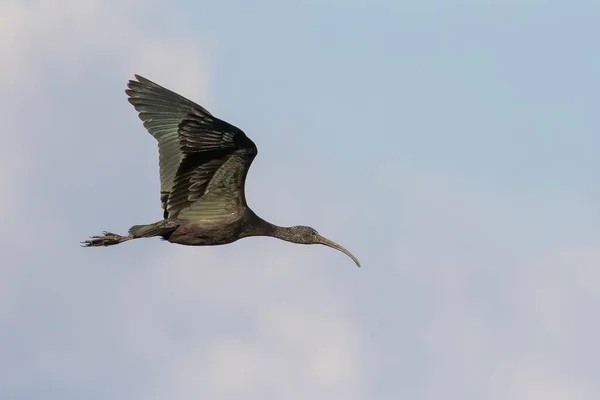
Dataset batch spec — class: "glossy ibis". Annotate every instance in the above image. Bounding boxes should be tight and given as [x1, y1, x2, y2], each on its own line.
[82, 75, 360, 267]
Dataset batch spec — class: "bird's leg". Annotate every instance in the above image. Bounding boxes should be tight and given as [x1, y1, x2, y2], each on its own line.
[81, 231, 132, 247]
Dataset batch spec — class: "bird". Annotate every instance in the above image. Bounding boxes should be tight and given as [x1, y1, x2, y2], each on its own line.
[82, 75, 360, 267]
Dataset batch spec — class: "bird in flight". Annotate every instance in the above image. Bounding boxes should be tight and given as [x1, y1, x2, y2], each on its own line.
[82, 75, 360, 267]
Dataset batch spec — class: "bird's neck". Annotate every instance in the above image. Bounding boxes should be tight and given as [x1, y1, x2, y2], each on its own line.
[243, 210, 295, 242]
[264, 224, 297, 242]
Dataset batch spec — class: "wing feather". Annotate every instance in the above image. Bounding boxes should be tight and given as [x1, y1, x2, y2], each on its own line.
[126, 75, 257, 222]
[126, 75, 212, 217]
[167, 116, 257, 220]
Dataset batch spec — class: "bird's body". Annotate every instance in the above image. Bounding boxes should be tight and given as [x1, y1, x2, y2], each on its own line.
[83, 75, 360, 267]
[133, 208, 266, 246]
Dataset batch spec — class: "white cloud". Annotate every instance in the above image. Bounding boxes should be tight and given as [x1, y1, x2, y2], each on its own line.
[2, 2, 599, 399]
[383, 165, 600, 399]
[118, 246, 368, 400]
[0, 2, 370, 396]
[504, 362, 592, 400]
[0, 0, 209, 98]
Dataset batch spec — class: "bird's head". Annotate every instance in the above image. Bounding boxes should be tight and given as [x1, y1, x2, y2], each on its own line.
[287, 225, 361, 267]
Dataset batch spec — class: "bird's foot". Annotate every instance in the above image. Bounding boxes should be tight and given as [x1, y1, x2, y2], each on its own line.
[81, 231, 130, 247]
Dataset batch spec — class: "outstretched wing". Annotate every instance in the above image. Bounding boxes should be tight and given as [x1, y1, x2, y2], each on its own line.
[167, 113, 257, 222]
[126, 75, 213, 217]
[126, 75, 257, 221]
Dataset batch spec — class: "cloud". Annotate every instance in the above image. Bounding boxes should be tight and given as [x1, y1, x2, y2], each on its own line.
[2, 1, 599, 399]
[504, 362, 592, 400]
[382, 165, 600, 399]
[0, 4, 368, 399]
[112, 245, 368, 400]
[0, 0, 209, 97]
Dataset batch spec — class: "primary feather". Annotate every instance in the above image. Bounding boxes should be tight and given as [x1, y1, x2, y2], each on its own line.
[126, 75, 257, 220]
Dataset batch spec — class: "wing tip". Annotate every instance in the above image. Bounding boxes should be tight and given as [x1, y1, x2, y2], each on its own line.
[126, 74, 154, 90]
[125, 75, 157, 100]
[133, 73, 148, 82]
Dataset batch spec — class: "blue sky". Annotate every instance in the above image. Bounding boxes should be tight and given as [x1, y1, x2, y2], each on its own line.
[1, 0, 599, 399]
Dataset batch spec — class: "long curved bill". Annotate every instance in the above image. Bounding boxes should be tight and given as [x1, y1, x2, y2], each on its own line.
[317, 235, 361, 267]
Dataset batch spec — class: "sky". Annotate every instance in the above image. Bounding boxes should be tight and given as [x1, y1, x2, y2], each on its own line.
[1, 0, 599, 399]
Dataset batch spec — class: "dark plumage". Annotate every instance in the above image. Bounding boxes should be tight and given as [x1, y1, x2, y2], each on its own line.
[82, 75, 360, 267]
